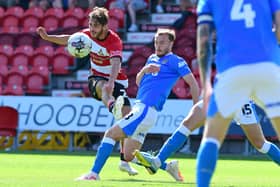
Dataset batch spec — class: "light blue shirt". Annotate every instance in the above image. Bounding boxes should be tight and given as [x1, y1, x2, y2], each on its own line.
[136, 53, 191, 111]
[197, 0, 280, 73]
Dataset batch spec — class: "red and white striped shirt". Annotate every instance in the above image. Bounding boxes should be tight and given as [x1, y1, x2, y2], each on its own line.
[82, 29, 128, 88]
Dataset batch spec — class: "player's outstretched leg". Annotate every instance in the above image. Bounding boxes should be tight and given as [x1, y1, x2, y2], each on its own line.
[165, 160, 184, 182]
[134, 150, 184, 181]
[134, 150, 159, 174]
[119, 141, 138, 176]
[75, 137, 116, 181]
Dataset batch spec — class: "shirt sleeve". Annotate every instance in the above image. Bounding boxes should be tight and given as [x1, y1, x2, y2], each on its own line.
[109, 35, 123, 59]
[176, 57, 191, 77]
[197, 0, 213, 25]
[270, 0, 280, 13]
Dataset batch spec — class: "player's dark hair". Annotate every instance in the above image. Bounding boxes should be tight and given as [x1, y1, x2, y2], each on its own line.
[89, 7, 109, 26]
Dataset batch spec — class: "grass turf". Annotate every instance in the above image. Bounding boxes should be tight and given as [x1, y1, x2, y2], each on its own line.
[0, 151, 279, 187]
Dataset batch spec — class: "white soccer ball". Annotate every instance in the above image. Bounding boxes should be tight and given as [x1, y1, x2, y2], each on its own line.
[67, 32, 92, 58]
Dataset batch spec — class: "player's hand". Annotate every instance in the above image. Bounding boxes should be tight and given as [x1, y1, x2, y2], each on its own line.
[145, 63, 160, 74]
[36, 26, 48, 40]
[104, 81, 114, 96]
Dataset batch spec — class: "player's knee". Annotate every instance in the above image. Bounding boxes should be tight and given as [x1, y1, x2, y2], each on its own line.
[104, 126, 124, 141]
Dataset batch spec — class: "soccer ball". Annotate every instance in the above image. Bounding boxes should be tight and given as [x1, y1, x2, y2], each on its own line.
[67, 32, 92, 58]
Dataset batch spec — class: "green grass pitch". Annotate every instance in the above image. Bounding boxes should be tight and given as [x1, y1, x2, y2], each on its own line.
[0, 151, 279, 187]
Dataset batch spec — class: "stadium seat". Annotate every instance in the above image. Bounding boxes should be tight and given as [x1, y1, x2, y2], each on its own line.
[52, 55, 74, 75]
[127, 63, 144, 77]
[9, 54, 30, 68]
[25, 73, 45, 94]
[14, 45, 34, 57]
[2, 84, 24, 96]
[4, 6, 24, 18]
[0, 44, 13, 66]
[29, 65, 50, 85]
[51, 47, 74, 75]
[21, 26, 37, 33]
[44, 7, 64, 19]
[21, 7, 44, 28]
[6, 65, 28, 85]
[108, 18, 120, 32]
[2, 15, 19, 27]
[127, 56, 146, 75]
[0, 44, 13, 56]
[64, 7, 85, 24]
[2, 6, 24, 27]
[23, 6, 44, 18]
[126, 46, 152, 76]
[31, 45, 54, 67]
[108, 8, 125, 28]
[21, 14, 41, 28]
[42, 16, 60, 31]
[172, 78, 192, 99]
[0, 63, 8, 79]
[0, 106, 19, 148]
[3, 74, 24, 89]
[61, 16, 80, 28]
[174, 46, 195, 62]
[42, 8, 64, 31]
[10, 45, 34, 67]
[132, 46, 153, 58]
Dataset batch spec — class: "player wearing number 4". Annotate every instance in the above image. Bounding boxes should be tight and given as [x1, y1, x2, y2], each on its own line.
[37, 7, 138, 176]
[75, 28, 200, 181]
[197, 0, 280, 186]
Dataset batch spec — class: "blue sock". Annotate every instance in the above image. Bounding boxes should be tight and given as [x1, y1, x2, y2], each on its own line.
[158, 125, 190, 170]
[258, 141, 280, 165]
[196, 138, 219, 187]
[91, 137, 115, 174]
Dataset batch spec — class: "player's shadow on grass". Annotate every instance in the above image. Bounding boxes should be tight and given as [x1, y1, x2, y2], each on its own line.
[109, 178, 195, 186]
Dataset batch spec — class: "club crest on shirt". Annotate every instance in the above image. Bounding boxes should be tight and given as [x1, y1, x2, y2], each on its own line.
[161, 59, 168, 64]
[98, 49, 105, 56]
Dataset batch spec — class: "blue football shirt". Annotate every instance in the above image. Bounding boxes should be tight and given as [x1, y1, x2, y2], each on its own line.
[197, 0, 280, 73]
[136, 53, 191, 111]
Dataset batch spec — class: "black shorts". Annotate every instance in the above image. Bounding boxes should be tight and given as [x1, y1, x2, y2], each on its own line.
[88, 75, 130, 106]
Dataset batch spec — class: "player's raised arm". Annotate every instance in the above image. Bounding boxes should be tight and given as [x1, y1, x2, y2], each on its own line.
[36, 26, 70, 45]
